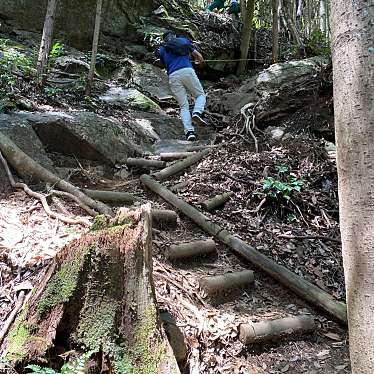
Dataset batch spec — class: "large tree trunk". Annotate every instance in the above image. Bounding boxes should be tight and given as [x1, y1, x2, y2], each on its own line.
[36, 0, 58, 83]
[85, 0, 103, 96]
[237, 0, 256, 75]
[1, 205, 180, 373]
[331, 0, 374, 371]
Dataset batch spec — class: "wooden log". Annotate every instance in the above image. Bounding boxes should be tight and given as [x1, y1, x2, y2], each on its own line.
[151, 209, 178, 229]
[160, 152, 194, 161]
[167, 239, 216, 260]
[1, 205, 180, 372]
[0, 132, 112, 216]
[170, 180, 190, 192]
[153, 149, 210, 182]
[199, 270, 254, 294]
[239, 315, 315, 344]
[140, 174, 347, 324]
[82, 188, 137, 204]
[125, 158, 166, 169]
[201, 191, 234, 211]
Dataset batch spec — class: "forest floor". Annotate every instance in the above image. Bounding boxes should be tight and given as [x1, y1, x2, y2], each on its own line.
[0, 34, 350, 373]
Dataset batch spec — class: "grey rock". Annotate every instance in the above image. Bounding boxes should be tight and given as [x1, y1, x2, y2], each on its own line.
[54, 56, 90, 74]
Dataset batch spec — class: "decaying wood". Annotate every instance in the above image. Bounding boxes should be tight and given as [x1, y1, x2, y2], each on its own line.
[152, 209, 178, 229]
[167, 239, 216, 260]
[0, 151, 91, 226]
[82, 188, 137, 204]
[0, 132, 112, 216]
[140, 174, 347, 324]
[1, 205, 180, 373]
[125, 158, 166, 169]
[199, 270, 254, 294]
[201, 191, 234, 211]
[160, 152, 195, 161]
[239, 315, 315, 344]
[153, 149, 211, 182]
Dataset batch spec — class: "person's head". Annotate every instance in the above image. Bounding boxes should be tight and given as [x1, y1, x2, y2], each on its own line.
[162, 30, 176, 42]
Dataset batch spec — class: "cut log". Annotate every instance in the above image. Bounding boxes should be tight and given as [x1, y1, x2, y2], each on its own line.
[160, 152, 194, 161]
[201, 191, 234, 211]
[1, 205, 180, 373]
[199, 270, 254, 294]
[140, 174, 347, 324]
[167, 239, 216, 260]
[82, 188, 137, 204]
[0, 132, 112, 216]
[239, 315, 315, 344]
[153, 149, 211, 182]
[125, 158, 166, 169]
[152, 209, 178, 229]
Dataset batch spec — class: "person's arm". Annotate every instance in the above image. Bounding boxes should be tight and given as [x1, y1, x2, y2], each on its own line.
[192, 49, 204, 64]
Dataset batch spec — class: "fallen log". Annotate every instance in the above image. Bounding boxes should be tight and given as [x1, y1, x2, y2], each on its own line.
[201, 191, 234, 211]
[199, 270, 254, 294]
[0, 132, 112, 216]
[167, 239, 216, 260]
[153, 149, 210, 182]
[82, 188, 137, 204]
[1, 205, 180, 373]
[160, 152, 194, 161]
[140, 174, 347, 324]
[125, 158, 166, 169]
[239, 315, 315, 344]
[152, 209, 178, 229]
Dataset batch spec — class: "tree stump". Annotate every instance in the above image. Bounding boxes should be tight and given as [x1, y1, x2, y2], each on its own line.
[1, 205, 180, 373]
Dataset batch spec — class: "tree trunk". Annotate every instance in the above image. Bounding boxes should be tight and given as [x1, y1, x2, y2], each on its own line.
[331, 0, 374, 371]
[85, 0, 103, 96]
[1, 205, 180, 373]
[237, 0, 256, 75]
[272, 0, 280, 63]
[36, 0, 58, 83]
[280, 0, 303, 52]
[320, 0, 326, 35]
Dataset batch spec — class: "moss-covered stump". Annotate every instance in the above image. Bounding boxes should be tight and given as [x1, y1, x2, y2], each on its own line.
[2, 205, 180, 374]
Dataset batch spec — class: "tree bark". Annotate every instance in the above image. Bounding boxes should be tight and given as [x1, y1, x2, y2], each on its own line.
[141, 174, 347, 323]
[237, 0, 256, 75]
[1, 205, 180, 373]
[37, 0, 58, 83]
[272, 0, 280, 63]
[85, 0, 103, 96]
[331, 0, 374, 371]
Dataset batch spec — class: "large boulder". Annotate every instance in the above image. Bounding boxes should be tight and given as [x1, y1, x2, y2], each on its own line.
[0, 0, 155, 49]
[16, 111, 155, 164]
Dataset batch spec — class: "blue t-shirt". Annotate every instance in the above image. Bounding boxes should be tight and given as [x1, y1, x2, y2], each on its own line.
[158, 37, 195, 76]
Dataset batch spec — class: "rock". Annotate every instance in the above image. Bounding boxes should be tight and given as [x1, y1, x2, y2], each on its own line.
[267, 127, 285, 141]
[99, 87, 161, 112]
[16, 111, 155, 164]
[54, 55, 90, 74]
[0, 113, 55, 189]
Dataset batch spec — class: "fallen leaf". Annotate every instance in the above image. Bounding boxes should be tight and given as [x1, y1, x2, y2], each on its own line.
[324, 332, 342, 341]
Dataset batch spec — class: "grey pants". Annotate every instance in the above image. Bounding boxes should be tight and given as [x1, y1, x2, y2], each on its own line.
[169, 67, 206, 134]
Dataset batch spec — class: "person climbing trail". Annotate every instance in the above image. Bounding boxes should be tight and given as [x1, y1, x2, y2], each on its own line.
[157, 30, 208, 141]
[228, 0, 240, 19]
[207, 0, 226, 12]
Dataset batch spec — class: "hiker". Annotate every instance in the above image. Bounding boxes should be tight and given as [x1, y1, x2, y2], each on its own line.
[207, 0, 225, 12]
[157, 30, 207, 141]
[228, 0, 240, 19]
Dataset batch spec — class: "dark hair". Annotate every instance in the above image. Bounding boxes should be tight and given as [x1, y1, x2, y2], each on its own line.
[162, 30, 176, 41]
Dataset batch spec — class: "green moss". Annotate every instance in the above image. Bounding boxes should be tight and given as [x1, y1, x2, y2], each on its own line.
[6, 307, 32, 362]
[91, 214, 108, 231]
[128, 93, 160, 112]
[37, 246, 91, 315]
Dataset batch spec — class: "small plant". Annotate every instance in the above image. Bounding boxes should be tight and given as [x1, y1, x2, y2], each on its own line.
[43, 86, 63, 97]
[49, 41, 64, 60]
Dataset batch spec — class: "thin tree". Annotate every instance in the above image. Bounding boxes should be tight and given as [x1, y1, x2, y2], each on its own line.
[331, 0, 374, 372]
[237, 0, 256, 75]
[272, 0, 279, 63]
[36, 0, 58, 84]
[85, 0, 103, 96]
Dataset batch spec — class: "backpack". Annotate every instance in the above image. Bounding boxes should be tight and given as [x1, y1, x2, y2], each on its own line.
[164, 37, 191, 56]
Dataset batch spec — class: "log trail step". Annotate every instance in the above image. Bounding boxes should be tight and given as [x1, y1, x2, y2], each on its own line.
[199, 270, 254, 294]
[160, 152, 195, 161]
[239, 315, 315, 344]
[125, 158, 166, 169]
[166, 239, 216, 260]
[202, 191, 234, 212]
[152, 209, 178, 229]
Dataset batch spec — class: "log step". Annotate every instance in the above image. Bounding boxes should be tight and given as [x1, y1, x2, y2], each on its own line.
[125, 158, 166, 169]
[199, 270, 254, 294]
[166, 239, 216, 260]
[152, 209, 178, 229]
[202, 191, 234, 211]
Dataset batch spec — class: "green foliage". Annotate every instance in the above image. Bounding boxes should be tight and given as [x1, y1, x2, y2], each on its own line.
[26, 351, 94, 374]
[263, 165, 304, 201]
[43, 86, 63, 97]
[306, 30, 331, 56]
[49, 42, 64, 59]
